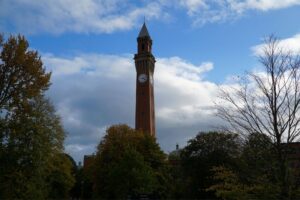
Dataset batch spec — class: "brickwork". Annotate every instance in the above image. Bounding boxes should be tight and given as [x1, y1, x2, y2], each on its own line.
[134, 23, 156, 136]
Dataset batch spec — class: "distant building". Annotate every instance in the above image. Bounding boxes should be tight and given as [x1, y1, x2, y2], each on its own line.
[168, 144, 181, 166]
[83, 155, 95, 170]
[287, 142, 300, 169]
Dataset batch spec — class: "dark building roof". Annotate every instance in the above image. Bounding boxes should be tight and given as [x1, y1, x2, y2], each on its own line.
[138, 22, 151, 38]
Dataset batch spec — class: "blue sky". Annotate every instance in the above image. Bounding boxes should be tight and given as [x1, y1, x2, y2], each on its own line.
[2, 0, 300, 162]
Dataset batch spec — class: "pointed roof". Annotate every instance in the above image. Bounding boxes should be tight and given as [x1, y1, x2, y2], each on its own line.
[138, 22, 151, 38]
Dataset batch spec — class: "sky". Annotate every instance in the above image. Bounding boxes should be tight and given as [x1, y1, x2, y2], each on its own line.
[1, 0, 300, 163]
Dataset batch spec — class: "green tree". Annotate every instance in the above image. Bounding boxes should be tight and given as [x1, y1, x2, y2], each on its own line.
[47, 153, 76, 199]
[179, 131, 241, 199]
[0, 35, 73, 199]
[208, 133, 280, 200]
[93, 124, 169, 199]
[0, 95, 69, 199]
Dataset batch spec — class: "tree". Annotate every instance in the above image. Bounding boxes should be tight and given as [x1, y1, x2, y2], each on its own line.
[217, 35, 300, 199]
[47, 153, 76, 199]
[0, 34, 50, 109]
[0, 35, 73, 199]
[178, 131, 241, 199]
[93, 124, 169, 199]
[208, 133, 280, 200]
[241, 133, 277, 183]
[0, 95, 70, 199]
[208, 166, 251, 200]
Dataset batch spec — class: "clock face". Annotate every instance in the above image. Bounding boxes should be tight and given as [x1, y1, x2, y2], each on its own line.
[138, 74, 148, 83]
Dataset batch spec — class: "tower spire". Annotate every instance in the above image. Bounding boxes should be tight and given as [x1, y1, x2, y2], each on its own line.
[138, 22, 151, 38]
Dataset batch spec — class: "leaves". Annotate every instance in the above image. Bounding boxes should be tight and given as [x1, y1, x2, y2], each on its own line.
[0, 34, 51, 110]
[0, 35, 73, 199]
[175, 132, 242, 199]
[93, 124, 169, 199]
[0, 95, 69, 199]
[208, 133, 281, 200]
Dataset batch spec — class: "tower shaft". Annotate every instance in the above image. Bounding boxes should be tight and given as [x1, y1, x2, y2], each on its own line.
[134, 23, 156, 136]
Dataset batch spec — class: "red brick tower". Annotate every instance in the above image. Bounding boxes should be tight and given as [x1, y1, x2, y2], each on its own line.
[134, 23, 156, 136]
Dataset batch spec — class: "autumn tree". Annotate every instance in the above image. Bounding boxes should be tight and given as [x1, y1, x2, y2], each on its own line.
[0, 34, 50, 109]
[93, 124, 170, 199]
[217, 35, 300, 199]
[0, 35, 73, 198]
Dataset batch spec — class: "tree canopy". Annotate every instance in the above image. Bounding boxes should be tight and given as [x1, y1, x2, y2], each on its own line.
[0, 34, 74, 199]
[93, 124, 169, 199]
[172, 131, 242, 199]
[0, 34, 50, 109]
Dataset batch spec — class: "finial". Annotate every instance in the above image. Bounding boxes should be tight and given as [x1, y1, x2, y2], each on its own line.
[144, 16, 146, 24]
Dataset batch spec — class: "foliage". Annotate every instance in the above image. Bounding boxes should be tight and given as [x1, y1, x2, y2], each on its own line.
[93, 124, 169, 199]
[209, 166, 280, 200]
[241, 133, 277, 183]
[47, 153, 76, 199]
[207, 166, 251, 200]
[0, 35, 73, 199]
[0, 34, 50, 109]
[208, 133, 281, 200]
[217, 35, 300, 199]
[0, 95, 72, 199]
[176, 131, 242, 199]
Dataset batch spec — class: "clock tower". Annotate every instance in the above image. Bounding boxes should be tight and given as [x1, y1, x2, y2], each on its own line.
[134, 23, 156, 136]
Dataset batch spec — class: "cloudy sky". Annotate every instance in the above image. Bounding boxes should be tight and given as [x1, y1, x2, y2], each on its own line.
[1, 0, 300, 162]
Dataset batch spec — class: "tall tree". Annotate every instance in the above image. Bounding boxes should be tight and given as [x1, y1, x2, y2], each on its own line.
[0, 34, 50, 110]
[217, 35, 300, 199]
[0, 95, 70, 199]
[0, 35, 73, 199]
[93, 124, 169, 199]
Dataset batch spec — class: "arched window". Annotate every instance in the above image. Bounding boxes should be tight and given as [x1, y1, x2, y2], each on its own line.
[142, 43, 145, 51]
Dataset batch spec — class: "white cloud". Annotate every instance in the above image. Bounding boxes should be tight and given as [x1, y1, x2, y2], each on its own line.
[43, 53, 221, 161]
[232, 0, 300, 12]
[44, 53, 132, 77]
[177, 0, 234, 26]
[179, 0, 207, 15]
[0, 0, 165, 34]
[1, 0, 300, 34]
[155, 57, 217, 126]
[176, 0, 300, 26]
[252, 34, 300, 56]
